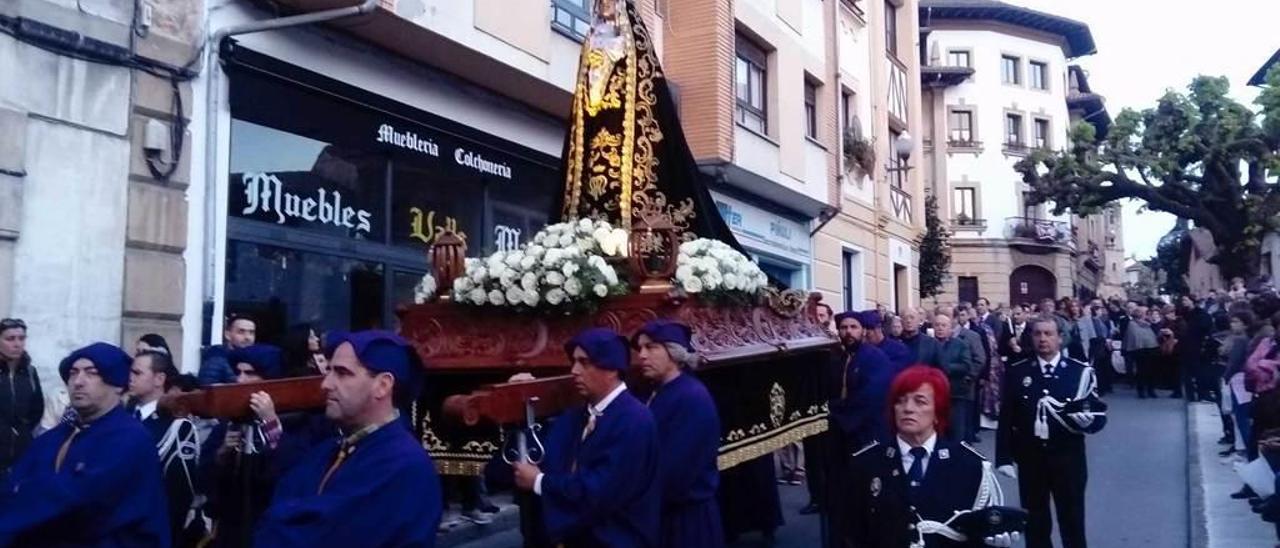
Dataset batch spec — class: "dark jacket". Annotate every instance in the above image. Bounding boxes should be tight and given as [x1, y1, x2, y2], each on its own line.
[841, 439, 995, 548]
[198, 345, 235, 386]
[900, 332, 942, 370]
[998, 321, 1031, 363]
[995, 356, 1107, 466]
[938, 337, 980, 401]
[0, 353, 43, 473]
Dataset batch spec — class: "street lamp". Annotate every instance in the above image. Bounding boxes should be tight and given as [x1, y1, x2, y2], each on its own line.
[885, 131, 914, 177]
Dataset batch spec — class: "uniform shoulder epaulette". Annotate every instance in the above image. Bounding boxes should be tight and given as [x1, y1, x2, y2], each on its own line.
[851, 441, 880, 457]
[960, 441, 988, 461]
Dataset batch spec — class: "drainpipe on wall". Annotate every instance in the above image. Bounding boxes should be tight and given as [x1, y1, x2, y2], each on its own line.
[200, 0, 379, 345]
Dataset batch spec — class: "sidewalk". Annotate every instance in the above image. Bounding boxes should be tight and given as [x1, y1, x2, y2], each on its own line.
[1189, 401, 1275, 548]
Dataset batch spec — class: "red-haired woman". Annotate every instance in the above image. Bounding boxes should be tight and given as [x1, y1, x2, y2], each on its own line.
[838, 365, 1021, 548]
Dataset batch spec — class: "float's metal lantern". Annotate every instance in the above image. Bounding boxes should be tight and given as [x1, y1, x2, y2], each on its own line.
[628, 213, 679, 294]
[430, 231, 467, 300]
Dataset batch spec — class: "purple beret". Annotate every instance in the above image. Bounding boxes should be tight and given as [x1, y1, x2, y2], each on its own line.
[632, 319, 694, 352]
[857, 310, 884, 330]
[834, 311, 861, 327]
[228, 344, 285, 380]
[326, 330, 421, 385]
[59, 342, 132, 389]
[564, 328, 631, 372]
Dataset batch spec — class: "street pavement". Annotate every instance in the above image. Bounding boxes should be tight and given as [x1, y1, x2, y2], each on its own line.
[451, 389, 1193, 548]
[1191, 399, 1275, 548]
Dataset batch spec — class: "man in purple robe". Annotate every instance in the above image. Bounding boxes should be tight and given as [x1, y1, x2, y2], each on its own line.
[633, 320, 723, 548]
[513, 328, 660, 547]
[253, 331, 442, 546]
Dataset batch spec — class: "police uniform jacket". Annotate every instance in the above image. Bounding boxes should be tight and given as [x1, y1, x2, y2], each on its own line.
[842, 438, 1001, 548]
[995, 354, 1107, 467]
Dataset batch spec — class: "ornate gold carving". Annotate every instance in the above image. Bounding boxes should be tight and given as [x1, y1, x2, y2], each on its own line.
[716, 414, 828, 470]
[769, 383, 786, 428]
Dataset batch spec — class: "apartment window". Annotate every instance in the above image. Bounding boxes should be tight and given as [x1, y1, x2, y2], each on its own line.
[804, 81, 819, 140]
[551, 0, 592, 40]
[1001, 55, 1021, 85]
[1034, 118, 1050, 149]
[842, 249, 863, 312]
[884, 1, 898, 56]
[947, 50, 971, 68]
[958, 277, 980, 306]
[1005, 113, 1024, 146]
[735, 36, 768, 133]
[948, 110, 974, 143]
[953, 187, 977, 223]
[1030, 61, 1049, 90]
[842, 91, 855, 128]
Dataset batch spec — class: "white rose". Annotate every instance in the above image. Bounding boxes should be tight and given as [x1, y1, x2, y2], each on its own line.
[488, 289, 506, 306]
[505, 286, 525, 305]
[594, 284, 608, 297]
[454, 276, 472, 292]
[565, 277, 582, 296]
[724, 273, 739, 290]
[470, 267, 488, 284]
[562, 262, 580, 277]
[505, 252, 524, 268]
[682, 276, 704, 293]
[603, 267, 619, 286]
[577, 218, 594, 232]
[521, 272, 538, 291]
[523, 291, 540, 307]
[546, 288, 566, 305]
[545, 271, 566, 286]
[520, 255, 537, 270]
[489, 263, 508, 279]
[675, 265, 693, 281]
[468, 288, 487, 305]
[527, 245, 545, 258]
[703, 272, 722, 291]
[558, 233, 575, 247]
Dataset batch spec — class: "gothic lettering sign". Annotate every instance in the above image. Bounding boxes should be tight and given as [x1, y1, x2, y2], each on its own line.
[409, 207, 468, 246]
[234, 172, 379, 237]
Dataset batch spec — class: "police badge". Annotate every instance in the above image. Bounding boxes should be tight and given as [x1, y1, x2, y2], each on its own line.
[1022, 376, 1033, 387]
[938, 449, 950, 460]
[870, 477, 882, 497]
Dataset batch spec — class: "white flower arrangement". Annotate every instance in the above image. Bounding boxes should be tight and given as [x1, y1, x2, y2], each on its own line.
[413, 273, 438, 304]
[452, 219, 629, 311]
[675, 238, 769, 299]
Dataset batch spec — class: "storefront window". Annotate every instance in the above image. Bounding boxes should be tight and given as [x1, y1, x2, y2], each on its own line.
[224, 240, 385, 340]
[230, 120, 388, 242]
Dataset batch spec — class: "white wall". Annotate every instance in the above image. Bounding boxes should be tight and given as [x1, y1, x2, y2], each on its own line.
[1, 34, 132, 395]
[837, 7, 874, 205]
[928, 28, 1072, 239]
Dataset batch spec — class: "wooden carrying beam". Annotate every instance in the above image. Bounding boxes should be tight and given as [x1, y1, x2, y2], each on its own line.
[442, 375, 581, 427]
[161, 376, 326, 420]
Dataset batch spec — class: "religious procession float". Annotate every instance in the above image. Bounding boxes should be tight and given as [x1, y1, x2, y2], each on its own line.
[167, 0, 836, 489]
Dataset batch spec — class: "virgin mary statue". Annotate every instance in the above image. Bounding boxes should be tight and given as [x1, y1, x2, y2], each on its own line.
[556, 0, 742, 250]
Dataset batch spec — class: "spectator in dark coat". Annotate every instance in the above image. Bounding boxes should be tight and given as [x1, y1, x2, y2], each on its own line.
[0, 318, 42, 476]
[934, 314, 980, 443]
[899, 308, 942, 370]
[198, 314, 257, 386]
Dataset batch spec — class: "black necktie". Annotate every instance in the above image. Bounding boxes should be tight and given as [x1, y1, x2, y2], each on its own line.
[132, 408, 143, 421]
[1043, 362, 1054, 377]
[907, 446, 928, 487]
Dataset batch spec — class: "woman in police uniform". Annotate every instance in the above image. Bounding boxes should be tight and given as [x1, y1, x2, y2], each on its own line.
[840, 365, 1021, 548]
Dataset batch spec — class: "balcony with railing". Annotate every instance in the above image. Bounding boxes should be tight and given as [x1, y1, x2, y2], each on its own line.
[1004, 217, 1074, 253]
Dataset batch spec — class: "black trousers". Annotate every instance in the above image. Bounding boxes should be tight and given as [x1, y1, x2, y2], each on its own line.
[1017, 445, 1089, 548]
[1130, 350, 1157, 396]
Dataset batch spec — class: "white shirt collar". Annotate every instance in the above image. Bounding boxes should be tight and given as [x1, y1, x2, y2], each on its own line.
[136, 399, 159, 420]
[897, 433, 937, 458]
[590, 382, 628, 416]
[1037, 353, 1062, 370]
